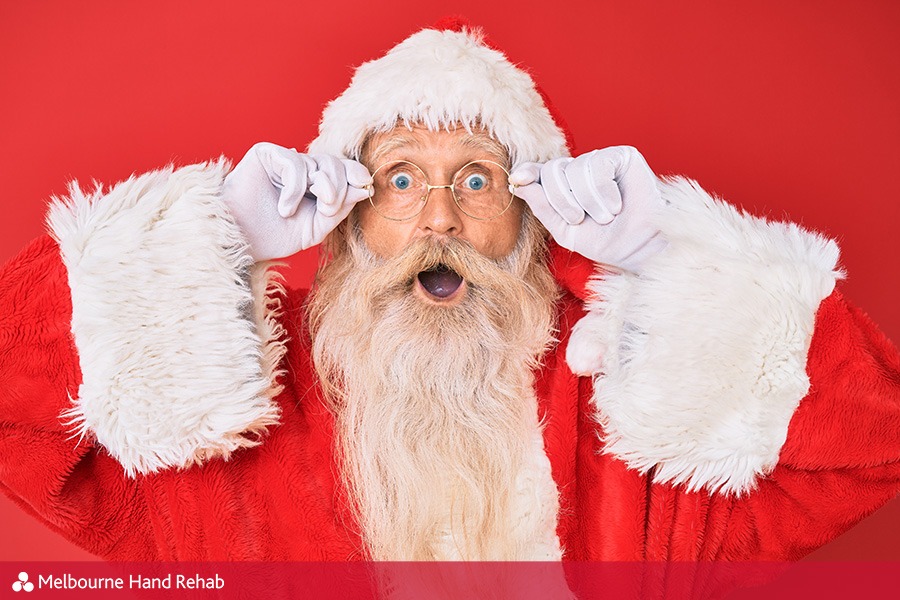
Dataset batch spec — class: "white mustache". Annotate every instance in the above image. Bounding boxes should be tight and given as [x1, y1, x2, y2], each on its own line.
[352, 235, 528, 305]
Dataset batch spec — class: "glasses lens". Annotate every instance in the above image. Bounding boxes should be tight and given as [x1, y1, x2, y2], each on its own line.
[452, 160, 513, 220]
[371, 161, 429, 220]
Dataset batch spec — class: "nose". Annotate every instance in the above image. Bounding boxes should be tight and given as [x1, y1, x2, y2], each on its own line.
[417, 185, 463, 237]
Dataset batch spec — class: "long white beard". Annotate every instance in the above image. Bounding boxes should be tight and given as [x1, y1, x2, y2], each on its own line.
[308, 215, 561, 561]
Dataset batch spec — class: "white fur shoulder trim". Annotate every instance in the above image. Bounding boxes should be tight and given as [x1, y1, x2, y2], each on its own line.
[566, 177, 843, 495]
[47, 160, 285, 476]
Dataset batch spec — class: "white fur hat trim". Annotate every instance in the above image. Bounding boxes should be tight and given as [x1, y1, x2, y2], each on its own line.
[308, 27, 570, 166]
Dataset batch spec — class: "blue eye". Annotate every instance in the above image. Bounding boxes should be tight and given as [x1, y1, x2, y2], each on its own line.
[390, 173, 412, 190]
[465, 174, 487, 191]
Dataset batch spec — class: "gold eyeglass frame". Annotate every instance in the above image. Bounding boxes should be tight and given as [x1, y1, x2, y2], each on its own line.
[364, 159, 518, 222]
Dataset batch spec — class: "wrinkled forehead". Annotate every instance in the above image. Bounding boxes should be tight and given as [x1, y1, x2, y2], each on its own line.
[360, 123, 509, 168]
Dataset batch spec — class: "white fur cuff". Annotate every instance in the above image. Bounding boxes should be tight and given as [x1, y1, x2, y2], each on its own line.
[47, 160, 285, 476]
[566, 177, 843, 495]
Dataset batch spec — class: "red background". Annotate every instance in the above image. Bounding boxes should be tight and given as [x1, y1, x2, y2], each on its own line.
[1, 0, 898, 560]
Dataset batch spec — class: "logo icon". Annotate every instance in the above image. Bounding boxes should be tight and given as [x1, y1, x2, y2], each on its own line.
[12, 572, 33, 592]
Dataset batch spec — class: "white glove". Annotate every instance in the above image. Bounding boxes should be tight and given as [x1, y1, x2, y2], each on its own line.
[509, 146, 667, 273]
[221, 142, 372, 261]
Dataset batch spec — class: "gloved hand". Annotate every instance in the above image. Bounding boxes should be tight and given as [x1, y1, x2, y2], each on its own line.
[221, 142, 372, 261]
[509, 146, 667, 273]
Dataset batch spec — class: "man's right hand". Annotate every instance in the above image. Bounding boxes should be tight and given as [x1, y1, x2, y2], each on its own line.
[221, 142, 372, 261]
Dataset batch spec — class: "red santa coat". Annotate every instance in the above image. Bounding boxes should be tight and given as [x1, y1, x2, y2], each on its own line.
[1, 162, 899, 563]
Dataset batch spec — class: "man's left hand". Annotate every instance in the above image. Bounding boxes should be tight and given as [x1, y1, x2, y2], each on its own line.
[510, 146, 667, 273]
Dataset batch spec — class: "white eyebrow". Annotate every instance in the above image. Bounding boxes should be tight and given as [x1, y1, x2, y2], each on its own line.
[367, 135, 422, 166]
[458, 135, 509, 166]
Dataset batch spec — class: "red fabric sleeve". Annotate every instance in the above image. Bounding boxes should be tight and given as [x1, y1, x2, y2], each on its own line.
[0, 235, 153, 559]
[547, 240, 598, 302]
[714, 290, 900, 560]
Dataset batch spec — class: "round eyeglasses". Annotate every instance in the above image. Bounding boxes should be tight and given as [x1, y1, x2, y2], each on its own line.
[364, 160, 517, 221]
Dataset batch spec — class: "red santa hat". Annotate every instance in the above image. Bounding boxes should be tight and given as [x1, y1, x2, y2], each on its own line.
[307, 17, 575, 167]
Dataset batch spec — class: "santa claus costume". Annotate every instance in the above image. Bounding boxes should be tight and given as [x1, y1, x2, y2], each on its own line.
[1, 18, 899, 573]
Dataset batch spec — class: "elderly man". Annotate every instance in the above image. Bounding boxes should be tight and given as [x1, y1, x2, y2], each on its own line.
[1, 21, 898, 567]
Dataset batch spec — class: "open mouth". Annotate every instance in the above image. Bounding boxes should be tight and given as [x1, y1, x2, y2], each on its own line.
[416, 264, 464, 300]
